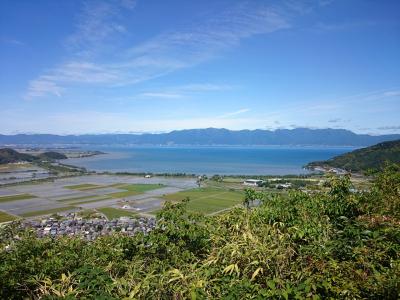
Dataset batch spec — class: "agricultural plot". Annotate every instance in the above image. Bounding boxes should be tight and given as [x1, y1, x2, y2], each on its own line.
[108, 184, 164, 198]
[129, 198, 164, 212]
[97, 207, 137, 220]
[57, 194, 104, 203]
[64, 183, 103, 190]
[72, 196, 113, 205]
[163, 188, 244, 214]
[0, 211, 18, 223]
[20, 206, 77, 217]
[0, 193, 36, 203]
[0, 175, 197, 219]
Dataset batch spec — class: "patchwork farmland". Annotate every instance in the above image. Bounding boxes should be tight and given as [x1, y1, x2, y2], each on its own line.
[0, 174, 246, 222]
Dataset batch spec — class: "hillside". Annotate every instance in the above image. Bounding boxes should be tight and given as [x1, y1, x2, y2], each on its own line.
[0, 148, 38, 164]
[0, 128, 399, 146]
[0, 148, 67, 164]
[38, 151, 67, 160]
[307, 139, 400, 172]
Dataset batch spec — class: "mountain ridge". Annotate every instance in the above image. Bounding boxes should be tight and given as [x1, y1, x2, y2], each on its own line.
[0, 128, 399, 146]
[306, 139, 400, 172]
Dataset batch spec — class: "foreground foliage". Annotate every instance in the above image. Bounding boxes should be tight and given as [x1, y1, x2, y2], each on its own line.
[1, 166, 399, 299]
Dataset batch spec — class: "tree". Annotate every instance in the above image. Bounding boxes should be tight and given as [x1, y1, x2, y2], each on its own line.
[243, 188, 258, 208]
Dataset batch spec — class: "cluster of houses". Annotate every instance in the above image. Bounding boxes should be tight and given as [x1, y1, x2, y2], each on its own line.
[18, 215, 156, 240]
[243, 178, 292, 189]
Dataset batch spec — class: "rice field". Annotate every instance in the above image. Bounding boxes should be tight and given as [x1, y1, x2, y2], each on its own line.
[108, 184, 164, 198]
[0, 211, 18, 223]
[97, 207, 138, 220]
[0, 175, 197, 218]
[20, 206, 76, 217]
[64, 183, 103, 190]
[70, 196, 113, 205]
[163, 187, 244, 214]
[0, 193, 36, 203]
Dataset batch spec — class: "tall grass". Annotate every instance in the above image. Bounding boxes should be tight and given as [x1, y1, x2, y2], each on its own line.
[0, 165, 399, 299]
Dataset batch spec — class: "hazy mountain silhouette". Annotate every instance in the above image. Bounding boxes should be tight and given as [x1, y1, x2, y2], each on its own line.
[0, 128, 399, 146]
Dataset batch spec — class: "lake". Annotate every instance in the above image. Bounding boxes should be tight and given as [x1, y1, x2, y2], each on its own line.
[66, 146, 355, 175]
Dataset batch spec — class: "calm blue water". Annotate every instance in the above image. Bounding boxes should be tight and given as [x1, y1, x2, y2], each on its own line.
[66, 146, 355, 175]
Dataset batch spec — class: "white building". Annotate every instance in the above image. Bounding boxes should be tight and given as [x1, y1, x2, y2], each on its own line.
[243, 179, 264, 186]
[276, 183, 292, 189]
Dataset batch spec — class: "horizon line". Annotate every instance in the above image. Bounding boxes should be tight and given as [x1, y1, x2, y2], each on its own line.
[0, 127, 398, 136]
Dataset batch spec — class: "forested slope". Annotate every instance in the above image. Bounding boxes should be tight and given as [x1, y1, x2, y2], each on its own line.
[307, 140, 400, 172]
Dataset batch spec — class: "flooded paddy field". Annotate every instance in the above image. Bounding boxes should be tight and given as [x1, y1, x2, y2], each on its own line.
[0, 163, 52, 185]
[0, 174, 197, 220]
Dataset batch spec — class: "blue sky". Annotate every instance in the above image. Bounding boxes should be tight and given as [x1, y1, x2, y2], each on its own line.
[0, 0, 399, 135]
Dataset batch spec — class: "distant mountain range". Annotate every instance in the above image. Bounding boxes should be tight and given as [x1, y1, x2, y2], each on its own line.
[307, 139, 400, 172]
[0, 128, 399, 146]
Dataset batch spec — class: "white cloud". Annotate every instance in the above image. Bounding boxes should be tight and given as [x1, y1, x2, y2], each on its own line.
[126, 2, 290, 70]
[383, 90, 400, 97]
[263, 88, 400, 119]
[312, 21, 377, 33]
[24, 79, 64, 99]
[66, 0, 136, 55]
[139, 92, 183, 99]
[25, 1, 291, 98]
[218, 108, 251, 118]
[0, 109, 269, 134]
[24, 62, 121, 99]
[377, 125, 400, 130]
[175, 83, 234, 92]
[137, 83, 234, 100]
[2, 38, 25, 46]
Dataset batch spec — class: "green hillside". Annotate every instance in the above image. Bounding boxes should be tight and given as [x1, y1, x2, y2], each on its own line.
[307, 139, 400, 172]
[38, 151, 67, 160]
[0, 148, 37, 164]
[0, 148, 67, 164]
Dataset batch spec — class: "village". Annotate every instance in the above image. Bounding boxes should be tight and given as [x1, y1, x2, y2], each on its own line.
[15, 213, 156, 241]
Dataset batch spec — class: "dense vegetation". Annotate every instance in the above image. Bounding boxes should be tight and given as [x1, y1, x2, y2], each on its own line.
[307, 140, 400, 172]
[0, 165, 399, 299]
[0, 148, 67, 164]
[0, 148, 38, 164]
[38, 151, 67, 160]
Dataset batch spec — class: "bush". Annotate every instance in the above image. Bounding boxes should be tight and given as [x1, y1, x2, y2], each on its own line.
[0, 165, 399, 299]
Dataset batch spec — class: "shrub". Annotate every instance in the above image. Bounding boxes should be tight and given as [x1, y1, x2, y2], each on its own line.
[0, 165, 399, 299]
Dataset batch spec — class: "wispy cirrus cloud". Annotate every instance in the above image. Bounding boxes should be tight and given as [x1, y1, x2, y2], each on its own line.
[25, 79, 64, 99]
[377, 125, 400, 130]
[174, 83, 234, 92]
[125, 2, 290, 72]
[66, 0, 136, 56]
[1, 38, 25, 46]
[24, 62, 121, 99]
[139, 92, 183, 99]
[137, 83, 235, 99]
[25, 1, 293, 99]
[328, 118, 350, 123]
[218, 108, 250, 118]
[268, 88, 400, 118]
[0, 109, 268, 134]
[312, 20, 377, 33]
[383, 90, 400, 97]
